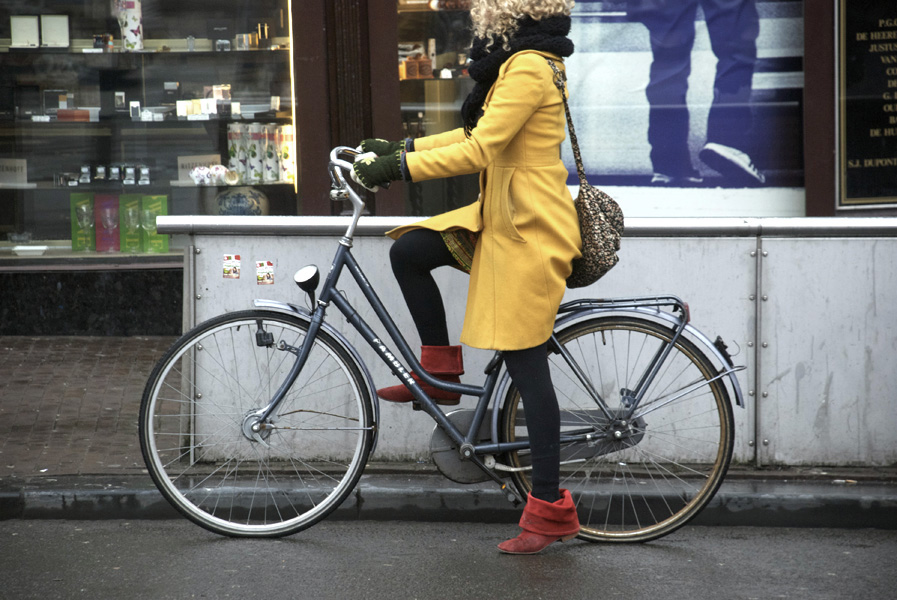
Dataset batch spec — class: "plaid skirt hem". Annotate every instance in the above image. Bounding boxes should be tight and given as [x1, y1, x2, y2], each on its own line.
[440, 229, 478, 274]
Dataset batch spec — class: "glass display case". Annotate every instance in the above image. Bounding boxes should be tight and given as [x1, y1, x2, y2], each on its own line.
[396, 0, 478, 216]
[0, 0, 296, 261]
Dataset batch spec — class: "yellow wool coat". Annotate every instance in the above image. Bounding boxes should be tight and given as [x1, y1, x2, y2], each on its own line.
[387, 50, 582, 351]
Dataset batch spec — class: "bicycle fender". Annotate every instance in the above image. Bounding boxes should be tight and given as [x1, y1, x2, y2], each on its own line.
[252, 299, 382, 452]
[553, 307, 745, 408]
[491, 370, 514, 446]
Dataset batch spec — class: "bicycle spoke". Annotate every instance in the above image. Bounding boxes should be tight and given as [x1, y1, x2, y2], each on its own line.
[501, 315, 734, 542]
[140, 311, 373, 537]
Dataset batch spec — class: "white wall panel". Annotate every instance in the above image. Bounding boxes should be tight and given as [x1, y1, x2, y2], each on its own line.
[758, 238, 897, 465]
[165, 216, 897, 467]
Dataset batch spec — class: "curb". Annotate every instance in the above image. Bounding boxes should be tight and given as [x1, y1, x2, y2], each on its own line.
[2, 474, 895, 529]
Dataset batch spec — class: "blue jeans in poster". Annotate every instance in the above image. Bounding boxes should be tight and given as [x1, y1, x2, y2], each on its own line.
[630, 0, 761, 183]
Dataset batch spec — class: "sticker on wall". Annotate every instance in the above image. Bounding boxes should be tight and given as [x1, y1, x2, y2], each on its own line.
[223, 254, 241, 279]
[256, 260, 274, 285]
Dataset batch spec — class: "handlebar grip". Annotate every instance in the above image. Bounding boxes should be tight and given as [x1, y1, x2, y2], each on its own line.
[331, 147, 387, 193]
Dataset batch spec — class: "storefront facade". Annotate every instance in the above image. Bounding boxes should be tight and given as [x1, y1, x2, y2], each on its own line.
[1, 0, 894, 335]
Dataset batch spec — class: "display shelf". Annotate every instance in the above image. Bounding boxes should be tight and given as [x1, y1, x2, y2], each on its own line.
[168, 181, 294, 188]
[3, 45, 290, 56]
[4, 181, 168, 191]
[0, 0, 296, 260]
[1, 180, 293, 191]
[0, 246, 183, 272]
[8, 111, 291, 123]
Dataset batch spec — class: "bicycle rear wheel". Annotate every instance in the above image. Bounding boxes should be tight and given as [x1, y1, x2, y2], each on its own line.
[500, 315, 734, 542]
[139, 310, 374, 537]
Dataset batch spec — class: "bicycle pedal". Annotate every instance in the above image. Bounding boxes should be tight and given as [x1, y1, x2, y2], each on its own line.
[501, 483, 524, 505]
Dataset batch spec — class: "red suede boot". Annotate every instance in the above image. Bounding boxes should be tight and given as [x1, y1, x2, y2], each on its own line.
[377, 345, 464, 406]
[497, 489, 580, 555]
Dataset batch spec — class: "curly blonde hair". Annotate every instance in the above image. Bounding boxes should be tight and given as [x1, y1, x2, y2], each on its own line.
[470, 0, 575, 45]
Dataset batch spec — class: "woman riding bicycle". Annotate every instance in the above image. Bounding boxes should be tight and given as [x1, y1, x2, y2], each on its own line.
[352, 0, 582, 554]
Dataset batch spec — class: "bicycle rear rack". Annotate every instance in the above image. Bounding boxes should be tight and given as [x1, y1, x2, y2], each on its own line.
[559, 295, 690, 323]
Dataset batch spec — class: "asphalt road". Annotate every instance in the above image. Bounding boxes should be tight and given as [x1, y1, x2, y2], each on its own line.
[1, 520, 894, 600]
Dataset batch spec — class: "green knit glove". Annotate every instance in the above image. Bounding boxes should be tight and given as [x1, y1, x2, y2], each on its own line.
[352, 150, 403, 190]
[360, 138, 405, 156]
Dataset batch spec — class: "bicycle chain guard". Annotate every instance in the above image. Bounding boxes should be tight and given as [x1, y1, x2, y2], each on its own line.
[429, 410, 494, 484]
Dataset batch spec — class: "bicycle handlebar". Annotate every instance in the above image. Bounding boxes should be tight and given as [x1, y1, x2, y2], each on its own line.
[329, 146, 368, 240]
[329, 146, 359, 177]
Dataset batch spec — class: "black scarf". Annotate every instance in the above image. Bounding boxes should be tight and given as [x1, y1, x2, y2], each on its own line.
[461, 15, 574, 135]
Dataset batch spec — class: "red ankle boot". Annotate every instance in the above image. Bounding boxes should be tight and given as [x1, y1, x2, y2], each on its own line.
[377, 345, 464, 406]
[498, 489, 580, 555]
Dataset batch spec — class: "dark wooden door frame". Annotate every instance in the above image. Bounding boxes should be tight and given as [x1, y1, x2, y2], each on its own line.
[803, 1, 836, 217]
[291, 0, 403, 216]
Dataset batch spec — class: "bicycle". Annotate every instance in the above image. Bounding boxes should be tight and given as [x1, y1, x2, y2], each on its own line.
[139, 146, 745, 541]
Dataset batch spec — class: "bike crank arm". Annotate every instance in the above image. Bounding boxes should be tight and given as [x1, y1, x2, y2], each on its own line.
[460, 449, 525, 503]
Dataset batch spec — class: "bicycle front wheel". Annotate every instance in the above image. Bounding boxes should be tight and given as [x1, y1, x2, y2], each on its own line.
[139, 310, 374, 537]
[500, 315, 734, 542]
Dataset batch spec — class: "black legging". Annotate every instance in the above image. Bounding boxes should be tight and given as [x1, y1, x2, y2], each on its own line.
[389, 229, 455, 347]
[390, 229, 561, 502]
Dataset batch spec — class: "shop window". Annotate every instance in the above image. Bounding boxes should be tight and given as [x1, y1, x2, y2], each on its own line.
[394, 0, 806, 219]
[1, 0, 297, 261]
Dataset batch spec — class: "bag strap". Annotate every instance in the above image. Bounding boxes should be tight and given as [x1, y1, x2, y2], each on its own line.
[546, 59, 587, 187]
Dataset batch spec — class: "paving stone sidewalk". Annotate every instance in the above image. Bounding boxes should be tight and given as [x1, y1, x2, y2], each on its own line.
[0, 336, 176, 480]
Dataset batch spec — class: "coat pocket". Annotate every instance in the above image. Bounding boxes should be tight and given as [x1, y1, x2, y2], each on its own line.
[493, 167, 527, 243]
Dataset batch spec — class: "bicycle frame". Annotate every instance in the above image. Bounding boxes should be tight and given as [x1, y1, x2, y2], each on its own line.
[244, 148, 511, 488]
[251, 147, 744, 489]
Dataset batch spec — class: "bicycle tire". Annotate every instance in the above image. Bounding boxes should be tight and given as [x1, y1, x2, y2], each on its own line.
[500, 315, 734, 542]
[139, 309, 374, 537]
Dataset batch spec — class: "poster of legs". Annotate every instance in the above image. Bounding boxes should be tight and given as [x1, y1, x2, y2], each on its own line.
[565, 0, 804, 216]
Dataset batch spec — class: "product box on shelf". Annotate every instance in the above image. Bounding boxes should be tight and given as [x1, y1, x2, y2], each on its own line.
[140, 195, 169, 253]
[177, 154, 220, 183]
[93, 194, 119, 252]
[94, 194, 121, 252]
[119, 194, 142, 253]
[40, 15, 70, 48]
[398, 0, 432, 9]
[277, 125, 296, 184]
[0, 158, 27, 186]
[70, 193, 96, 251]
[43, 90, 70, 115]
[10, 16, 40, 49]
[57, 109, 91, 122]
